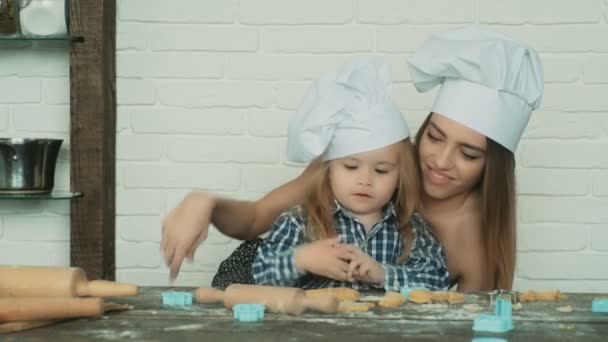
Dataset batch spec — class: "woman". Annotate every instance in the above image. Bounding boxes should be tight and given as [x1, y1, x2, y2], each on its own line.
[161, 26, 544, 292]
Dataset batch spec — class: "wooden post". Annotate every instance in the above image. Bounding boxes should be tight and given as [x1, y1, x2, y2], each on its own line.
[69, 0, 116, 280]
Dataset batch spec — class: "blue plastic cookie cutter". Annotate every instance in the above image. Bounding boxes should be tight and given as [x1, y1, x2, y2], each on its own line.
[473, 295, 514, 333]
[592, 298, 608, 313]
[400, 286, 427, 299]
[161, 291, 193, 306]
[233, 304, 265, 322]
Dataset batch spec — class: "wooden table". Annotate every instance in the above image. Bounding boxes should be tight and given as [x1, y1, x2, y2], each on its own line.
[3, 287, 608, 341]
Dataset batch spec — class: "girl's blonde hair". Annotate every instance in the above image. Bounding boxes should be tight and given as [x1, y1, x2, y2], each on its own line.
[415, 113, 516, 290]
[302, 139, 421, 260]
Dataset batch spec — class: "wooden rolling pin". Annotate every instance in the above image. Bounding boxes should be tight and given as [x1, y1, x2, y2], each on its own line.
[0, 297, 103, 322]
[196, 284, 339, 315]
[0, 266, 138, 298]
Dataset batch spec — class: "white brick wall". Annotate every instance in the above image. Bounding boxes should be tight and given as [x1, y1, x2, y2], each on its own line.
[1, 0, 607, 292]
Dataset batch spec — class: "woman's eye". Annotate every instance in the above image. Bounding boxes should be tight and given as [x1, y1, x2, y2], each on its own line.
[344, 164, 357, 170]
[462, 152, 479, 160]
[426, 132, 441, 142]
[375, 169, 389, 174]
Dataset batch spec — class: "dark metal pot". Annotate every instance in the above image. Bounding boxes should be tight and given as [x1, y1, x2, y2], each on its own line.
[0, 138, 63, 194]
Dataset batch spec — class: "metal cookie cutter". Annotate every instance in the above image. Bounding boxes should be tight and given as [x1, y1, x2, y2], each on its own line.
[486, 290, 520, 306]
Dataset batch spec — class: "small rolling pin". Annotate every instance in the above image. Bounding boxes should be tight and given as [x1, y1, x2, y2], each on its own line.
[195, 284, 339, 315]
[0, 266, 138, 298]
[0, 297, 104, 322]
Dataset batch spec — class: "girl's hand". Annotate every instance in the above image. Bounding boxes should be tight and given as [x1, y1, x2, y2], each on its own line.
[344, 246, 385, 285]
[294, 237, 351, 281]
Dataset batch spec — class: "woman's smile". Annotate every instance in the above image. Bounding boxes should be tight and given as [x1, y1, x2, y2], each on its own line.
[424, 163, 454, 186]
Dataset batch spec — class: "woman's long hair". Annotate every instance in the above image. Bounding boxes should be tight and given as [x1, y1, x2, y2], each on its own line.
[415, 114, 516, 290]
[302, 139, 421, 260]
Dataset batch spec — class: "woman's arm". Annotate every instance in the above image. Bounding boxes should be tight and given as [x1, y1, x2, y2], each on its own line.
[213, 174, 313, 240]
[454, 243, 490, 293]
[452, 221, 490, 293]
[161, 163, 318, 280]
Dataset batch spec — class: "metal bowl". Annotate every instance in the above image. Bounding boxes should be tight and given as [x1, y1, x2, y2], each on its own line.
[0, 138, 63, 194]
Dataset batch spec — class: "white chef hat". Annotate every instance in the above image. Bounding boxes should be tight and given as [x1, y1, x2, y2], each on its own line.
[286, 58, 410, 162]
[407, 25, 544, 152]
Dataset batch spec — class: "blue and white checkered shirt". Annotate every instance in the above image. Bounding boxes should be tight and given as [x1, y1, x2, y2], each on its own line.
[252, 201, 449, 291]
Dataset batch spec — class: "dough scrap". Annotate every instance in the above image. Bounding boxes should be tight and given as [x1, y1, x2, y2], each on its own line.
[536, 290, 559, 302]
[358, 295, 383, 302]
[305, 288, 360, 302]
[462, 303, 484, 312]
[447, 292, 465, 304]
[338, 301, 375, 312]
[519, 291, 536, 303]
[408, 289, 433, 304]
[378, 291, 407, 308]
[518, 289, 568, 303]
[431, 291, 448, 302]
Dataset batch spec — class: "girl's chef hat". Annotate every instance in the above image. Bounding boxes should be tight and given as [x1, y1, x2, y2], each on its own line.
[287, 58, 410, 162]
[408, 25, 544, 152]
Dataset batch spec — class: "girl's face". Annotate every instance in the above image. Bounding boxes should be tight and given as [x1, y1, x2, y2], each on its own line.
[328, 143, 401, 220]
[418, 113, 486, 201]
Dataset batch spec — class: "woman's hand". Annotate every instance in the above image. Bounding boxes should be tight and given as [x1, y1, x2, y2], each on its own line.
[294, 237, 351, 281]
[344, 246, 385, 285]
[161, 191, 216, 280]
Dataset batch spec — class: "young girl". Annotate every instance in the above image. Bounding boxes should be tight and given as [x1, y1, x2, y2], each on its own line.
[251, 58, 449, 291]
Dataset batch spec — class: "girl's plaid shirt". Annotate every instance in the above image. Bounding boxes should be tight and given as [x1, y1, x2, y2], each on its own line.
[252, 202, 450, 291]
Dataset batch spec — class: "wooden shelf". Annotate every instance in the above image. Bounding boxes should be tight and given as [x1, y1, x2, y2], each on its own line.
[0, 34, 83, 42]
[0, 192, 83, 200]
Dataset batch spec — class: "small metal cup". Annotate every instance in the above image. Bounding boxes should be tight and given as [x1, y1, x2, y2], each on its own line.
[486, 289, 520, 306]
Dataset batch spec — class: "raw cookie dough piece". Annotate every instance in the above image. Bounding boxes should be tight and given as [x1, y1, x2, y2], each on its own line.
[379, 291, 407, 308]
[519, 291, 536, 303]
[431, 291, 449, 302]
[358, 295, 383, 303]
[447, 292, 465, 304]
[518, 289, 567, 303]
[408, 289, 433, 304]
[305, 288, 360, 302]
[512, 303, 523, 311]
[338, 301, 375, 312]
[463, 303, 484, 312]
[536, 290, 560, 302]
[557, 305, 573, 313]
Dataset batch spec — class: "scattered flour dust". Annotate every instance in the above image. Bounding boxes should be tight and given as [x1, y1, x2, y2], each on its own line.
[300, 317, 355, 326]
[163, 323, 207, 331]
[419, 303, 449, 309]
[80, 329, 143, 340]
